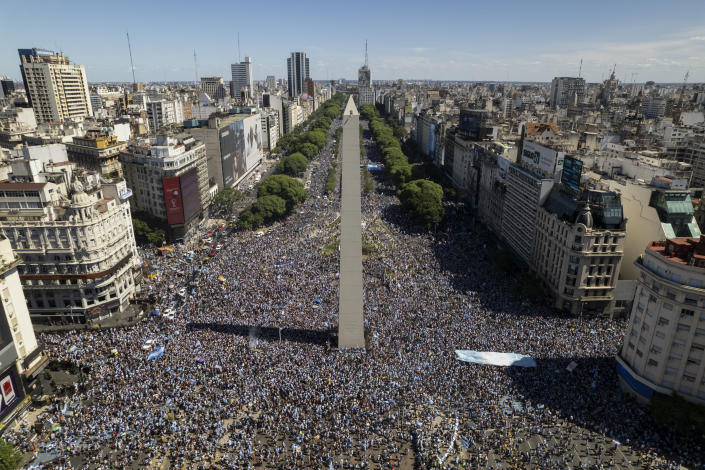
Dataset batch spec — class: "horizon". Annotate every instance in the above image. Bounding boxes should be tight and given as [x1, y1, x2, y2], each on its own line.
[1, 0, 704, 84]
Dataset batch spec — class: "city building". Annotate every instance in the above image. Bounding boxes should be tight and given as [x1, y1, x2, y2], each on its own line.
[642, 98, 666, 119]
[200, 77, 228, 101]
[0, 77, 14, 98]
[66, 129, 126, 178]
[287, 52, 310, 98]
[266, 75, 276, 91]
[533, 186, 626, 315]
[549, 77, 585, 109]
[303, 78, 315, 99]
[120, 134, 210, 242]
[260, 110, 279, 152]
[0, 160, 140, 325]
[18, 48, 92, 124]
[231, 57, 253, 101]
[146, 100, 183, 132]
[357, 45, 374, 106]
[185, 112, 263, 190]
[617, 236, 705, 405]
[500, 162, 555, 263]
[0, 235, 47, 432]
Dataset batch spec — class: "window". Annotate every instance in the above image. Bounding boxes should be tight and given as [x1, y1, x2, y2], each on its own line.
[647, 359, 658, 367]
[658, 317, 670, 326]
[684, 297, 698, 306]
[651, 345, 662, 354]
[665, 367, 677, 375]
[687, 358, 701, 366]
[681, 309, 695, 318]
[670, 352, 683, 360]
[656, 331, 666, 339]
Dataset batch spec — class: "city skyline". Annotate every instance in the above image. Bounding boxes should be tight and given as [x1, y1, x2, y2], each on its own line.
[1, 0, 704, 83]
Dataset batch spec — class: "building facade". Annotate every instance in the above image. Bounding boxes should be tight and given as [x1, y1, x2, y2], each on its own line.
[0, 170, 140, 325]
[66, 129, 126, 178]
[120, 135, 209, 242]
[533, 187, 626, 315]
[358, 65, 374, 106]
[618, 236, 705, 405]
[200, 77, 228, 101]
[146, 100, 182, 132]
[18, 48, 92, 124]
[287, 52, 310, 98]
[231, 57, 254, 102]
[549, 77, 585, 109]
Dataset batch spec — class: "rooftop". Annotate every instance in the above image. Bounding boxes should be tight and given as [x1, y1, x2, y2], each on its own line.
[647, 236, 705, 269]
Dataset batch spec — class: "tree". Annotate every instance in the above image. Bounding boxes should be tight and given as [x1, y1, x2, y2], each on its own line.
[258, 175, 307, 211]
[132, 216, 166, 246]
[0, 438, 22, 470]
[237, 208, 264, 230]
[277, 153, 308, 176]
[397, 179, 444, 228]
[211, 187, 243, 216]
[298, 142, 319, 159]
[252, 195, 287, 221]
[389, 162, 413, 186]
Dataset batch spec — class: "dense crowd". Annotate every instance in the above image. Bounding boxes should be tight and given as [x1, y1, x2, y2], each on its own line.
[5, 117, 703, 469]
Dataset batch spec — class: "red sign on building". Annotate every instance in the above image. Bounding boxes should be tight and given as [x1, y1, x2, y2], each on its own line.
[162, 177, 184, 224]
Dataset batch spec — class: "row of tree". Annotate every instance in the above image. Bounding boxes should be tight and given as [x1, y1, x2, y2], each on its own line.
[238, 94, 346, 230]
[359, 104, 444, 228]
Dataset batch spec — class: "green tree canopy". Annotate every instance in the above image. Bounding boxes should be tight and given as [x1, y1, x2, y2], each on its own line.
[236, 208, 264, 230]
[397, 179, 444, 228]
[211, 187, 243, 216]
[258, 174, 307, 210]
[276, 153, 308, 176]
[252, 195, 288, 221]
[297, 142, 319, 159]
[0, 438, 22, 470]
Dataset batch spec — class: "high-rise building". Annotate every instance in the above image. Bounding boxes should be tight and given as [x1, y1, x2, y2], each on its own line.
[357, 43, 374, 106]
[231, 57, 253, 101]
[266, 75, 277, 90]
[120, 135, 210, 242]
[146, 100, 183, 132]
[200, 76, 228, 101]
[617, 236, 705, 405]
[66, 129, 127, 178]
[549, 77, 585, 109]
[18, 48, 92, 123]
[287, 52, 310, 98]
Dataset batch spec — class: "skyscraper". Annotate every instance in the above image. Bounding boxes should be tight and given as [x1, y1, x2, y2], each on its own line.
[18, 48, 92, 123]
[287, 52, 310, 98]
[266, 75, 277, 90]
[358, 42, 374, 106]
[231, 56, 253, 101]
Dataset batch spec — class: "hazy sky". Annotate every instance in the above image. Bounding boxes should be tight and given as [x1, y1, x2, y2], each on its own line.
[2, 0, 704, 84]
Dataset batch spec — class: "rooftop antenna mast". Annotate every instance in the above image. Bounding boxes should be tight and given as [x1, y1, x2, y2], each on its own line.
[365, 40, 368, 67]
[126, 31, 136, 88]
[578, 58, 582, 78]
[194, 49, 202, 119]
[238, 32, 241, 63]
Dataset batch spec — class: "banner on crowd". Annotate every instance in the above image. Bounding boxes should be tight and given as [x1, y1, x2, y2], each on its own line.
[147, 346, 165, 361]
[455, 350, 536, 368]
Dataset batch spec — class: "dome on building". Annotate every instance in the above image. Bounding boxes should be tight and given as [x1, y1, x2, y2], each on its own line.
[575, 203, 593, 229]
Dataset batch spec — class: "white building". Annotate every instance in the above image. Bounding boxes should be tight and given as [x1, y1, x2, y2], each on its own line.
[120, 134, 209, 241]
[618, 236, 705, 405]
[549, 77, 585, 108]
[231, 57, 253, 102]
[0, 166, 140, 325]
[146, 100, 182, 132]
[18, 48, 93, 124]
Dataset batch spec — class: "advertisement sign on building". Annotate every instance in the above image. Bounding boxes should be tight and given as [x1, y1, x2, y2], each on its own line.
[0, 368, 21, 420]
[521, 141, 565, 177]
[162, 176, 184, 225]
[179, 168, 200, 223]
[243, 115, 263, 173]
[561, 156, 584, 191]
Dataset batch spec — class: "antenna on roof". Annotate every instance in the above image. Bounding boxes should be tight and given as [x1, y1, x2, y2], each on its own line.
[365, 40, 368, 67]
[194, 49, 201, 120]
[578, 58, 582, 78]
[238, 32, 241, 63]
[126, 31, 137, 89]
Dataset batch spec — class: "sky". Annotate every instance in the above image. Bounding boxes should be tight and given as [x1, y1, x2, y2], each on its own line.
[2, 0, 704, 84]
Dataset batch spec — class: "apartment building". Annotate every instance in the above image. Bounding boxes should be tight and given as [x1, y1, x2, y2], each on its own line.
[146, 100, 183, 132]
[618, 236, 705, 405]
[549, 77, 585, 109]
[0, 161, 140, 325]
[533, 187, 626, 315]
[120, 134, 209, 241]
[66, 129, 126, 178]
[18, 48, 92, 124]
[200, 77, 228, 101]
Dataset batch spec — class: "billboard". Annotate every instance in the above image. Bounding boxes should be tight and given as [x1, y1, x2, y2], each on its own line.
[243, 115, 263, 173]
[496, 155, 511, 182]
[561, 156, 583, 191]
[179, 168, 200, 222]
[162, 176, 184, 225]
[521, 141, 565, 177]
[0, 368, 21, 420]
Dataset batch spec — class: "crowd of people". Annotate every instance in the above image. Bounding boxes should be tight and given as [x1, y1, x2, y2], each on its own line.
[5, 116, 703, 469]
